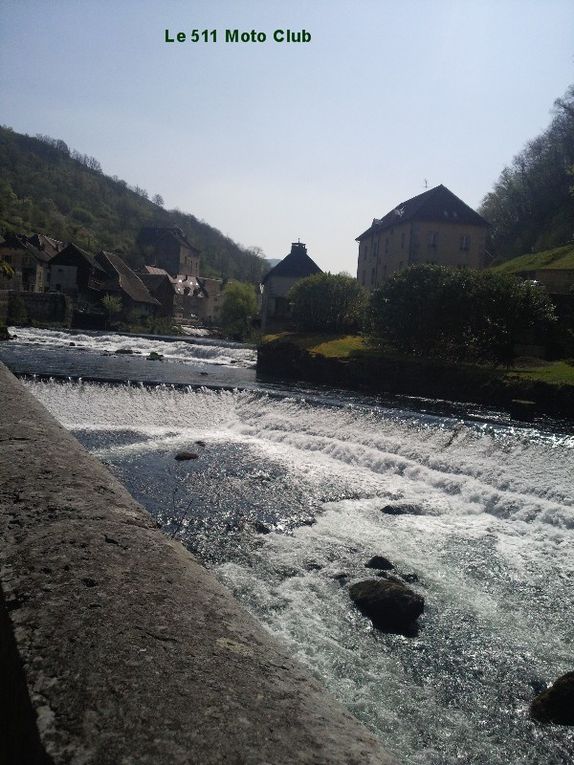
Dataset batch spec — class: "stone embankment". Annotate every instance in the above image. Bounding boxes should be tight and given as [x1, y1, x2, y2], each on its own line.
[0, 363, 397, 765]
[257, 339, 574, 420]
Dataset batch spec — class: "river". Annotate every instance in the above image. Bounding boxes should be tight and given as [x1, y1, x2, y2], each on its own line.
[2, 328, 573, 765]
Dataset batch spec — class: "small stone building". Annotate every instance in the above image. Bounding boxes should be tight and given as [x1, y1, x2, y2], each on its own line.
[356, 185, 489, 290]
[261, 242, 322, 330]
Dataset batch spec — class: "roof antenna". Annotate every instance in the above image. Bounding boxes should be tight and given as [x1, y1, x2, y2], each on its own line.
[424, 178, 429, 189]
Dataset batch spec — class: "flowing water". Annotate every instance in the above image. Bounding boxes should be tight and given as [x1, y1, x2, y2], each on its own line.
[22, 373, 574, 765]
[2, 327, 573, 763]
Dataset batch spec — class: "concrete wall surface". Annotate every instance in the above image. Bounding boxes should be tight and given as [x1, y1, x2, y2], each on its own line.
[0, 363, 398, 765]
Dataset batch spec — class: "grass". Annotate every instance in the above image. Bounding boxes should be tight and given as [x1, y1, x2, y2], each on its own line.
[262, 332, 574, 387]
[262, 333, 370, 358]
[491, 243, 574, 274]
[505, 359, 574, 385]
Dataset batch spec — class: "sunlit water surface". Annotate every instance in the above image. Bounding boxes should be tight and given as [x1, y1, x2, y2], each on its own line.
[26, 378, 574, 765]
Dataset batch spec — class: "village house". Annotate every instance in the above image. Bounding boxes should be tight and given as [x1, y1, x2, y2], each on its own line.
[0, 232, 62, 292]
[356, 185, 489, 290]
[141, 266, 225, 324]
[261, 241, 322, 330]
[96, 251, 160, 318]
[137, 226, 200, 278]
[48, 243, 108, 306]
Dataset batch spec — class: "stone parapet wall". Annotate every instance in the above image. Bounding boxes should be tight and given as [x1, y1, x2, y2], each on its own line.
[0, 363, 396, 765]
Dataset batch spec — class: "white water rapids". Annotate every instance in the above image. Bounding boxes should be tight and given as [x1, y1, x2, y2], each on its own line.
[26, 380, 574, 764]
[10, 326, 257, 368]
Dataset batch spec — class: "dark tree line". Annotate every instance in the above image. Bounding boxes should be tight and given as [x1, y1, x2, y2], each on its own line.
[479, 85, 574, 262]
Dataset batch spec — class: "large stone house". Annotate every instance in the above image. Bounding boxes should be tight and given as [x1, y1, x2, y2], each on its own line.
[261, 242, 322, 330]
[138, 227, 200, 278]
[356, 185, 489, 290]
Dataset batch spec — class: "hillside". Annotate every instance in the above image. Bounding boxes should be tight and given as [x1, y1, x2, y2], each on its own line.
[491, 243, 574, 274]
[0, 126, 267, 282]
[479, 84, 574, 262]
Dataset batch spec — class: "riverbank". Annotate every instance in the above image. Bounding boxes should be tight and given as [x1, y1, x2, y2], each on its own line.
[257, 334, 574, 420]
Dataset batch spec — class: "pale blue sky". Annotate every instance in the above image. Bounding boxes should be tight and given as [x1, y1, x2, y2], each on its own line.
[1, 0, 573, 273]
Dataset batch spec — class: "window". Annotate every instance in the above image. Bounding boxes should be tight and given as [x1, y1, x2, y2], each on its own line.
[460, 234, 471, 251]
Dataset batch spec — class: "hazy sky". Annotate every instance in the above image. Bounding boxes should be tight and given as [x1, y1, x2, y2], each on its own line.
[1, 0, 573, 273]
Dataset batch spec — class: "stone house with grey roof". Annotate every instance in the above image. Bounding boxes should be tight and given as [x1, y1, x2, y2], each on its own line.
[96, 251, 160, 318]
[261, 242, 322, 330]
[357, 185, 489, 290]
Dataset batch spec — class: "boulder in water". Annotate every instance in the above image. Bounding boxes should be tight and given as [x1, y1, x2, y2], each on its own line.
[254, 521, 272, 535]
[174, 452, 199, 461]
[530, 672, 574, 725]
[380, 503, 420, 516]
[147, 351, 163, 361]
[365, 555, 394, 571]
[115, 348, 134, 355]
[349, 579, 424, 635]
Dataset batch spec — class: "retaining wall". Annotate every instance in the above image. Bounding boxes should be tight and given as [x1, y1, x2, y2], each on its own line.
[0, 363, 397, 765]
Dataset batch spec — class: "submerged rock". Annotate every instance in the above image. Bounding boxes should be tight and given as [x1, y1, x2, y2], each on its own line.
[380, 504, 421, 516]
[195, 440, 207, 447]
[174, 452, 199, 461]
[115, 348, 134, 354]
[349, 579, 424, 635]
[365, 555, 394, 571]
[530, 672, 574, 725]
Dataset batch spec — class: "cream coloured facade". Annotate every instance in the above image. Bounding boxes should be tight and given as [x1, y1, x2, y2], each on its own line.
[356, 185, 489, 290]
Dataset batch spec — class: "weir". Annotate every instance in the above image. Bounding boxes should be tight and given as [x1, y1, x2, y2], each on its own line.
[0, 363, 397, 764]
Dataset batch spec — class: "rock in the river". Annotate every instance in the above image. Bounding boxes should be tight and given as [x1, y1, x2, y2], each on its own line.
[147, 351, 163, 361]
[174, 452, 199, 461]
[115, 348, 134, 355]
[380, 503, 420, 516]
[195, 440, 207, 447]
[349, 579, 424, 635]
[0, 325, 9, 341]
[254, 521, 272, 534]
[530, 672, 574, 725]
[365, 555, 394, 570]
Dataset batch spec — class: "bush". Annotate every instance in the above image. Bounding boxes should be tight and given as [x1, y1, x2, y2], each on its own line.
[288, 273, 367, 333]
[221, 281, 258, 340]
[369, 265, 556, 365]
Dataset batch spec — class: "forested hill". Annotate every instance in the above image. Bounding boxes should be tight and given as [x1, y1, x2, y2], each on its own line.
[0, 126, 267, 282]
[479, 84, 574, 263]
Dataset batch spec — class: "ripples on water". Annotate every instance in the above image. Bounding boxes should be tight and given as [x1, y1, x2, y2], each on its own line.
[26, 380, 574, 765]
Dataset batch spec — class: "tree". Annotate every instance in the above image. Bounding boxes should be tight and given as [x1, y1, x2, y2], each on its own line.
[220, 282, 258, 340]
[288, 273, 367, 333]
[479, 84, 574, 261]
[369, 265, 556, 365]
[152, 193, 165, 207]
[0, 259, 14, 279]
[101, 294, 123, 328]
